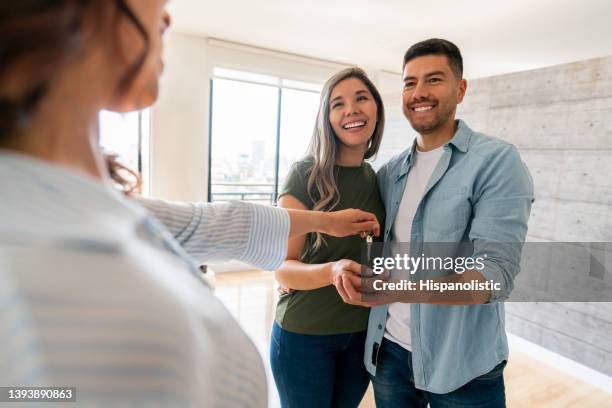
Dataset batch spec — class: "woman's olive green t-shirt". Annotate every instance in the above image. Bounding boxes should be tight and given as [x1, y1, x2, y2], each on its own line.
[275, 159, 386, 335]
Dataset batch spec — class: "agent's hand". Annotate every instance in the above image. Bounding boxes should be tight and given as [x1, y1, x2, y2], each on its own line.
[324, 209, 380, 238]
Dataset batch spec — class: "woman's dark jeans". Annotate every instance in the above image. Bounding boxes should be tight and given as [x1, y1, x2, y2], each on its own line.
[270, 322, 370, 408]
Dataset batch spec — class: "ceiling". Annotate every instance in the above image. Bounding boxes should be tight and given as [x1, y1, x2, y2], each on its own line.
[168, 0, 612, 79]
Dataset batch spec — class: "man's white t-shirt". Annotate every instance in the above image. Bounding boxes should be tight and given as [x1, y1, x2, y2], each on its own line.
[384, 145, 444, 350]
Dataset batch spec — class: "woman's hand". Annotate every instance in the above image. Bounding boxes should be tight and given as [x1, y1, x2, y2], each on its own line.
[323, 208, 380, 238]
[277, 285, 294, 295]
[329, 259, 364, 286]
[330, 259, 383, 307]
[332, 263, 399, 308]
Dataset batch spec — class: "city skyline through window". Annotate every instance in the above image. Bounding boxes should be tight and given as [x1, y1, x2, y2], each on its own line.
[209, 68, 321, 205]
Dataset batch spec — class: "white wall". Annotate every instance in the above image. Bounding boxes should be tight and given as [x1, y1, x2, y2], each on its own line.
[151, 33, 210, 201]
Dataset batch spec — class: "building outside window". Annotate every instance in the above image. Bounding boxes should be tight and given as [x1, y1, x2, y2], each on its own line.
[209, 67, 321, 205]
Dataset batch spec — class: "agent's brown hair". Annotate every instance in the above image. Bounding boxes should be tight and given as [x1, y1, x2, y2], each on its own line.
[0, 0, 149, 134]
[104, 152, 142, 195]
[0, 0, 149, 190]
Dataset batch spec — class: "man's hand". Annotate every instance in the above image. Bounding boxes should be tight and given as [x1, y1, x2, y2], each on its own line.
[323, 209, 380, 238]
[334, 267, 492, 306]
[332, 266, 396, 307]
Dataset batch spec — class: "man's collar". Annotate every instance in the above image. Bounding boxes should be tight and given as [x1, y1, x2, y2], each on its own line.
[404, 119, 471, 162]
[447, 119, 471, 153]
[397, 119, 471, 181]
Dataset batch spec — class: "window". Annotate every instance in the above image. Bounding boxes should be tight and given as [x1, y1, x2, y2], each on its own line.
[277, 88, 321, 188]
[209, 68, 321, 205]
[99, 109, 151, 195]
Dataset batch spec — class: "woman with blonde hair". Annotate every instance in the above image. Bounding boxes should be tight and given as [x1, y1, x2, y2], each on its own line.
[271, 67, 386, 407]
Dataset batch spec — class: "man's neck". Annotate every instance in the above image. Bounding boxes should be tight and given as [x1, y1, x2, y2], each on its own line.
[416, 118, 458, 152]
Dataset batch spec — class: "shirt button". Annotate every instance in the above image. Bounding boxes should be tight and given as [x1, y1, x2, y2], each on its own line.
[378, 324, 383, 330]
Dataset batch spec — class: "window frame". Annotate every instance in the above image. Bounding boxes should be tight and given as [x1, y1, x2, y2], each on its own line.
[207, 68, 321, 205]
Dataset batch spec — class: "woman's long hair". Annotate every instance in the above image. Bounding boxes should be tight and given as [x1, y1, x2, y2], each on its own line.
[105, 152, 142, 194]
[304, 67, 385, 254]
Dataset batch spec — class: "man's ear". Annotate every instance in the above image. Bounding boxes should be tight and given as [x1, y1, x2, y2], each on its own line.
[456, 79, 467, 104]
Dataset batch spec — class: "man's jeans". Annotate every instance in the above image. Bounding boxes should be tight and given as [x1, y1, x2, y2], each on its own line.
[372, 338, 506, 408]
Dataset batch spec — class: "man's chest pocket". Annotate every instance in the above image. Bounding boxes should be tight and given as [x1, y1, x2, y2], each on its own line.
[423, 186, 472, 238]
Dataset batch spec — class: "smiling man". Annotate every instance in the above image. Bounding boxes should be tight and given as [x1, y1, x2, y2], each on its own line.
[334, 39, 535, 407]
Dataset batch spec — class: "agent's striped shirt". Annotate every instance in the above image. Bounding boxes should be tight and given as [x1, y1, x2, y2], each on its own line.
[0, 151, 289, 407]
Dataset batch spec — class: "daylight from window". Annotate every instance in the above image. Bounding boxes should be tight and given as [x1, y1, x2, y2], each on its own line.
[210, 69, 321, 205]
[99, 109, 151, 195]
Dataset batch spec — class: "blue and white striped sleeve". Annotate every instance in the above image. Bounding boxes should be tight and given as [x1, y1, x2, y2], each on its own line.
[135, 197, 290, 270]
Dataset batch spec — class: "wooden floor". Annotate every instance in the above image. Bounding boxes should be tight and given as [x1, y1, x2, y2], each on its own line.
[214, 270, 612, 408]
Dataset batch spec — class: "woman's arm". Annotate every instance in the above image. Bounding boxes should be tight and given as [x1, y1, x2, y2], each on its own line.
[275, 195, 330, 290]
[136, 197, 289, 270]
[135, 196, 379, 272]
[275, 195, 365, 291]
[286, 207, 378, 239]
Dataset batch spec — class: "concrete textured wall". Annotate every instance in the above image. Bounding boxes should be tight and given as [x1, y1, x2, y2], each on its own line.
[374, 56, 612, 376]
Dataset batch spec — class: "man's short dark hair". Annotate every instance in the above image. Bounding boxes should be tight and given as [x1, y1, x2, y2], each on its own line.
[403, 38, 463, 79]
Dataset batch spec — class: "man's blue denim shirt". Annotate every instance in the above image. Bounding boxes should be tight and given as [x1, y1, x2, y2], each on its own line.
[365, 120, 534, 394]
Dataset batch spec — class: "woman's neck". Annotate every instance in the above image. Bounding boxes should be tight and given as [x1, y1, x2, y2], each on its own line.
[15, 109, 107, 180]
[336, 144, 366, 167]
[2, 61, 110, 181]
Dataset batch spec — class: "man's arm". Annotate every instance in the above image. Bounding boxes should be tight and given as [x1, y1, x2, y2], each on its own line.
[274, 195, 366, 291]
[469, 144, 534, 302]
[335, 144, 534, 306]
